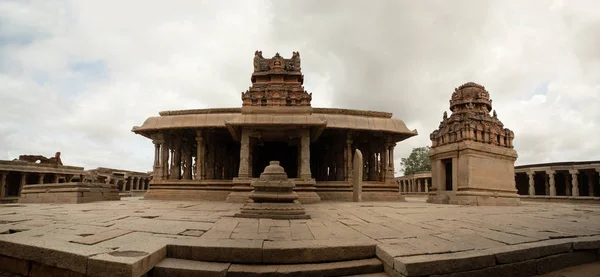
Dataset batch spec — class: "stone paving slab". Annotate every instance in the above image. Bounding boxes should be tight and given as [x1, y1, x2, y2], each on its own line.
[0, 197, 599, 276]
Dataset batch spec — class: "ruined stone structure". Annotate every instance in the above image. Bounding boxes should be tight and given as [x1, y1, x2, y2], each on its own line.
[397, 171, 432, 194]
[236, 161, 310, 219]
[0, 153, 152, 203]
[427, 82, 519, 206]
[85, 167, 152, 196]
[515, 161, 600, 200]
[132, 51, 417, 202]
[0, 153, 85, 203]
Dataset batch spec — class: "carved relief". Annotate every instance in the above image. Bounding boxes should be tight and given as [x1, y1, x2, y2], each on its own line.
[430, 82, 514, 148]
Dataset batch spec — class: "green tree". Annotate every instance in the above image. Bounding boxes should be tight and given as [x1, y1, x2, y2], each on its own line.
[400, 146, 432, 175]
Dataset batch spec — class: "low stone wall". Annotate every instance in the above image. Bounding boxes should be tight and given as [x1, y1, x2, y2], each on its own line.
[18, 182, 120, 204]
[379, 235, 600, 276]
[520, 195, 600, 204]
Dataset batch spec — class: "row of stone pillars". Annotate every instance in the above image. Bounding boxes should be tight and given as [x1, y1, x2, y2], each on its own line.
[109, 177, 150, 192]
[0, 171, 77, 198]
[525, 169, 598, 197]
[399, 177, 431, 193]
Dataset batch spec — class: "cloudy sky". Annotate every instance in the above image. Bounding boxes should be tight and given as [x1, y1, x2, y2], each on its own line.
[1, 0, 599, 174]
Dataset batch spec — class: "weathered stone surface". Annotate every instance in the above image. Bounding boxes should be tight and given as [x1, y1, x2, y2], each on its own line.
[70, 229, 132, 245]
[431, 259, 537, 277]
[572, 235, 600, 250]
[492, 239, 573, 264]
[29, 261, 85, 277]
[227, 258, 382, 277]
[536, 250, 598, 275]
[168, 239, 263, 263]
[0, 254, 28, 275]
[153, 258, 229, 277]
[394, 250, 496, 276]
[263, 239, 375, 264]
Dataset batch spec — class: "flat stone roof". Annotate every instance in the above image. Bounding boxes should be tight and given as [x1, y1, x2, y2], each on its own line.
[132, 107, 418, 138]
[1, 198, 599, 276]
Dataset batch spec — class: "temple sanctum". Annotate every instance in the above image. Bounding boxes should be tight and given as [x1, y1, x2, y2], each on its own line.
[132, 51, 417, 202]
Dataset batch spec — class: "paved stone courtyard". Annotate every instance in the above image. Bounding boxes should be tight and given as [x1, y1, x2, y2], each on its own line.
[1, 197, 600, 276]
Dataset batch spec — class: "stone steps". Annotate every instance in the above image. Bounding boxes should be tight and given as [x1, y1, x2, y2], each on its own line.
[152, 257, 385, 277]
[167, 238, 377, 264]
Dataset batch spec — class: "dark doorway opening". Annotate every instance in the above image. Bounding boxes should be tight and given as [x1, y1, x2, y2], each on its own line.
[252, 142, 298, 178]
[443, 159, 453, 191]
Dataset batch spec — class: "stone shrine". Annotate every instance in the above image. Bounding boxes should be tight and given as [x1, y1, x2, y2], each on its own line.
[132, 51, 417, 203]
[235, 161, 309, 219]
[428, 82, 519, 206]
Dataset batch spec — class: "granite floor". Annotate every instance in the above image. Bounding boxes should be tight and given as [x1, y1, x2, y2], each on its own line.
[0, 196, 599, 276]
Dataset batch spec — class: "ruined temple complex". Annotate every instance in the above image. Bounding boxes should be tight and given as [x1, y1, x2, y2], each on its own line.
[132, 51, 417, 202]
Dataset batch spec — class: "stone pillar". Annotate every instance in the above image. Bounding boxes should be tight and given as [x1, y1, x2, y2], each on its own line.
[353, 149, 363, 202]
[546, 170, 556, 196]
[425, 178, 429, 193]
[299, 128, 312, 180]
[53, 174, 59, 183]
[345, 137, 353, 183]
[38, 174, 45, 185]
[570, 169, 579, 197]
[66, 175, 73, 182]
[153, 142, 161, 178]
[527, 171, 535, 196]
[0, 172, 6, 198]
[237, 129, 251, 179]
[170, 137, 182, 179]
[387, 143, 396, 182]
[120, 180, 125, 192]
[161, 136, 170, 179]
[195, 130, 205, 180]
[19, 173, 26, 196]
[564, 173, 571, 196]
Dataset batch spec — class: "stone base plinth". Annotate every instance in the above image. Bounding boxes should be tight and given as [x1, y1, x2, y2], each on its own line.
[294, 178, 321, 204]
[428, 191, 520, 206]
[235, 202, 311, 219]
[226, 178, 254, 203]
[18, 182, 120, 204]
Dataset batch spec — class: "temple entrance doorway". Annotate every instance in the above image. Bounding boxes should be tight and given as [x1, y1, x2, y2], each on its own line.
[443, 159, 453, 191]
[252, 141, 298, 178]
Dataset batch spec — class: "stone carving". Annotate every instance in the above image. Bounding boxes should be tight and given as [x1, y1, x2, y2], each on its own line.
[430, 82, 514, 148]
[242, 51, 312, 107]
[235, 161, 310, 219]
[14, 152, 63, 165]
[353, 149, 363, 202]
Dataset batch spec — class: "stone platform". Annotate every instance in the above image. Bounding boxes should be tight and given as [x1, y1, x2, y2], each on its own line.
[0, 197, 600, 276]
[18, 182, 120, 204]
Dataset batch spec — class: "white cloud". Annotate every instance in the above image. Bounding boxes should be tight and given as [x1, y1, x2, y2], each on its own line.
[0, 0, 598, 174]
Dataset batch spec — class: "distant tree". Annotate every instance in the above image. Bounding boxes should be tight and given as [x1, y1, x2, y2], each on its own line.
[400, 146, 432, 175]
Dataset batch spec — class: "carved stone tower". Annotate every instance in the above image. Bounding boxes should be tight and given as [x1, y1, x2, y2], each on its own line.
[241, 51, 312, 107]
[427, 82, 519, 206]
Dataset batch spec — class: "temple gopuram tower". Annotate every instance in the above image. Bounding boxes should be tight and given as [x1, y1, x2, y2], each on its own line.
[427, 82, 519, 206]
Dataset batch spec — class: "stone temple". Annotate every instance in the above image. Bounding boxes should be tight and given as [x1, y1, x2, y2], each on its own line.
[427, 82, 519, 206]
[132, 51, 417, 202]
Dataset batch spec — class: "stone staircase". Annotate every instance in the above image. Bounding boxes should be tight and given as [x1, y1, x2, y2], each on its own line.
[147, 239, 389, 276]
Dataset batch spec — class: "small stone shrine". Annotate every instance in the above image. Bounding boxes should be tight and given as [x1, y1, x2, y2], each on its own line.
[236, 161, 310, 219]
[428, 82, 519, 206]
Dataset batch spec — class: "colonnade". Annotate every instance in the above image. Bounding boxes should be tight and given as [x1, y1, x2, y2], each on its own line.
[518, 168, 600, 197]
[152, 130, 239, 182]
[0, 171, 79, 198]
[398, 174, 431, 193]
[311, 131, 396, 183]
